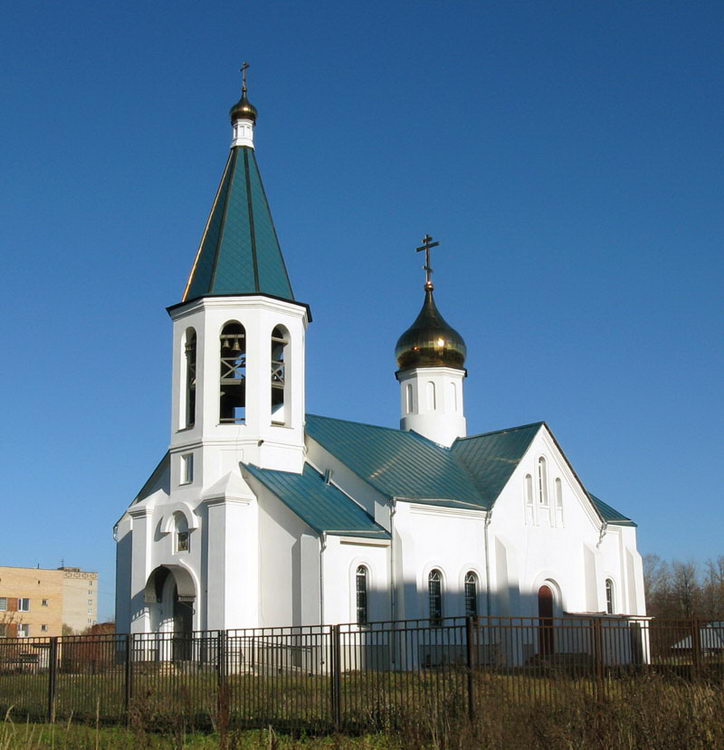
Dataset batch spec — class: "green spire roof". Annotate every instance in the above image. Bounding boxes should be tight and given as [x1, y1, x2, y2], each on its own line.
[182, 146, 294, 303]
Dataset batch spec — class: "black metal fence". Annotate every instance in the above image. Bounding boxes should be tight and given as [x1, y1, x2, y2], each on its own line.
[0, 616, 721, 731]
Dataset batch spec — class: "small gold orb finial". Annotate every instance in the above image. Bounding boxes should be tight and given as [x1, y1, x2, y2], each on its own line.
[230, 62, 258, 124]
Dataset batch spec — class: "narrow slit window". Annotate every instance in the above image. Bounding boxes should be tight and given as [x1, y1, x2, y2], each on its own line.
[356, 566, 368, 625]
[220, 322, 246, 423]
[184, 328, 197, 428]
[271, 326, 289, 425]
[605, 579, 615, 614]
[175, 513, 190, 553]
[428, 569, 443, 625]
[464, 571, 478, 618]
[538, 457, 548, 505]
[180, 453, 194, 485]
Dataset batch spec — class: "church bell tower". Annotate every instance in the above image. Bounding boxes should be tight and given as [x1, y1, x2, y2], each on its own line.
[395, 235, 467, 447]
[167, 69, 309, 488]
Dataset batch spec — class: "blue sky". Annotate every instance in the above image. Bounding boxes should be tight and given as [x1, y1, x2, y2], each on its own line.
[2, 2, 722, 621]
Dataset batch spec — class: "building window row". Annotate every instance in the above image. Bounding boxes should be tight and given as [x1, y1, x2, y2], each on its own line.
[404, 381, 460, 415]
[525, 456, 564, 526]
[181, 323, 293, 430]
[429, 569, 479, 625]
[355, 567, 481, 626]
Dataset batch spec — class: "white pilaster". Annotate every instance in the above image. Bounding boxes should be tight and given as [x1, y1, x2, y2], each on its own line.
[204, 473, 259, 630]
[128, 507, 153, 633]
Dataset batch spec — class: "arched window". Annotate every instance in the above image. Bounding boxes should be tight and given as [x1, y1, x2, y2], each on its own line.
[464, 571, 478, 618]
[183, 328, 197, 428]
[174, 513, 190, 553]
[537, 457, 548, 505]
[428, 569, 443, 625]
[605, 578, 615, 614]
[271, 326, 289, 425]
[405, 383, 414, 414]
[220, 322, 246, 423]
[356, 566, 368, 625]
[427, 381, 436, 410]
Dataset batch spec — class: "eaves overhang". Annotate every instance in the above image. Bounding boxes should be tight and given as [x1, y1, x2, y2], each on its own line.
[166, 292, 312, 321]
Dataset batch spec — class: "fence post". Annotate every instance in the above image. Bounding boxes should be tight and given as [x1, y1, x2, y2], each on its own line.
[47, 637, 58, 723]
[591, 618, 604, 700]
[691, 618, 701, 678]
[124, 634, 133, 722]
[216, 631, 230, 735]
[330, 625, 341, 731]
[217, 630, 227, 684]
[465, 616, 476, 722]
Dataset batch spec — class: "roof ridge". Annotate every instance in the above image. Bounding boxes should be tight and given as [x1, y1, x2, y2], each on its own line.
[455, 421, 545, 442]
[306, 413, 404, 436]
[306, 414, 452, 452]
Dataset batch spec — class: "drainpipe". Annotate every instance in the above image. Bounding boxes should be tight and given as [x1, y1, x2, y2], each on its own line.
[389, 500, 397, 620]
[319, 532, 327, 625]
[484, 509, 493, 617]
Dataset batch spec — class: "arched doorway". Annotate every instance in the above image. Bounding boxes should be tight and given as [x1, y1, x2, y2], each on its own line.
[538, 584, 554, 657]
[144, 565, 196, 661]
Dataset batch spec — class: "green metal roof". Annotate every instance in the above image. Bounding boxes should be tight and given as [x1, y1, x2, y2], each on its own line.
[451, 423, 543, 507]
[243, 462, 390, 539]
[182, 146, 294, 303]
[305, 414, 636, 524]
[588, 493, 637, 527]
[305, 414, 485, 509]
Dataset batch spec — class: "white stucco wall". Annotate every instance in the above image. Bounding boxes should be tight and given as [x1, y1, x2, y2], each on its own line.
[251, 478, 320, 627]
[320, 536, 391, 625]
[488, 426, 646, 618]
[392, 502, 487, 621]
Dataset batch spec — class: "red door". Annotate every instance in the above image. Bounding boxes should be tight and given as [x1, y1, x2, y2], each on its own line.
[538, 585, 554, 656]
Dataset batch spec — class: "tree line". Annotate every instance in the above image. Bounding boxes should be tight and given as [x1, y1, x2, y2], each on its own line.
[643, 554, 723, 621]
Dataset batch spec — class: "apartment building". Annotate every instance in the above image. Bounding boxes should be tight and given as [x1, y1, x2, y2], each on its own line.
[0, 566, 98, 638]
[59, 567, 99, 633]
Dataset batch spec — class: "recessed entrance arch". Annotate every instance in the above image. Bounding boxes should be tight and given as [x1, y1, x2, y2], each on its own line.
[144, 565, 196, 660]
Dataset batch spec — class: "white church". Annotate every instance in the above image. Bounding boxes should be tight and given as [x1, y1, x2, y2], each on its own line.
[114, 78, 646, 639]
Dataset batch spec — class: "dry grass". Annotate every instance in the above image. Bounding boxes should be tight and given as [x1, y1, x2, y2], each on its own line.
[1, 674, 722, 749]
[392, 673, 724, 750]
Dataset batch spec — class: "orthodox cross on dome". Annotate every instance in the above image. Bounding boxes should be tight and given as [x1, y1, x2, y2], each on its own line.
[240, 61, 250, 94]
[416, 234, 440, 290]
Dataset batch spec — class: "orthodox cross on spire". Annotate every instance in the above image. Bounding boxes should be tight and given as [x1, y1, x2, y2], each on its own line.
[416, 234, 440, 290]
[240, 62, 250, 95]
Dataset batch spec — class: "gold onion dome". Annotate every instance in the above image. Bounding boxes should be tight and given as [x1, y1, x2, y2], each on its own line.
[395, 287, 467, 371]
[230, 92, 257, 124]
